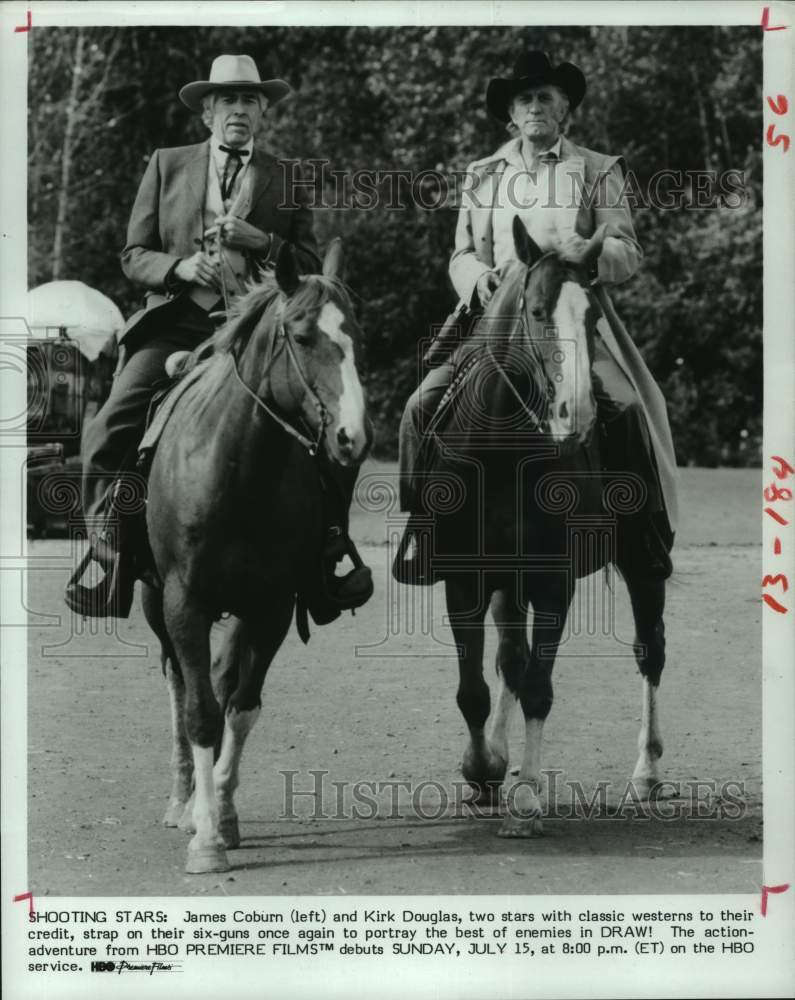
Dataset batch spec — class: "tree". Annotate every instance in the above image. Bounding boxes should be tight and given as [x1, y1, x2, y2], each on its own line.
[28, 24, 763, 464]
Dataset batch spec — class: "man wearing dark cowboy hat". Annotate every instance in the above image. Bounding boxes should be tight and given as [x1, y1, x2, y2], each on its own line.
[397, 51, 678, 581]
[66, 54, 372, 619]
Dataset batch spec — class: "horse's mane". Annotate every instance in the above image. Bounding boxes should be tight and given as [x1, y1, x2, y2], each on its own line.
[213, 271, 355, 355]
[466, 256, 558, 432]
[179, 270, 355, 423]
[478, 259, 534, 351]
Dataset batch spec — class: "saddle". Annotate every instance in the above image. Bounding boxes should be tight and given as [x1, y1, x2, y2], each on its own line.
[65, 344, 216, 619]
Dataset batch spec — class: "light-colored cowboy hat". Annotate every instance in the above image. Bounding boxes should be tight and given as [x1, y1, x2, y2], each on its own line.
[179, 54, 291, 112]
[486, 51, 586, 122]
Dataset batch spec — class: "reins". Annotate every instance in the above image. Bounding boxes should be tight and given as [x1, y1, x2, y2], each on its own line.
[223, 274, 330, 457]
[230, 345, 326, 456]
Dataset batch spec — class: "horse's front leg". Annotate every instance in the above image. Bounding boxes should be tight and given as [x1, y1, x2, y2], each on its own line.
[163, 577, 228, 874]
[487, 586, 526, 769]
[163, 661, 194, 827]
[500, 574, 574, 838]
[211, 601, 292, 849]
[213, 706, 260, 849]
[446, 576, 507, 802]
[141, 583, 195, 828]
[626, 576, 666, 799]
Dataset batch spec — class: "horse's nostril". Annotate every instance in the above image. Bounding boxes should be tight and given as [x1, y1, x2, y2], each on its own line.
[531, 307, 545, 321]
[559, 402, 568, 420]
[337, 427, 351, 446]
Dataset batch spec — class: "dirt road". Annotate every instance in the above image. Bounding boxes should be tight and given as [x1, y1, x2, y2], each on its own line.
[25, 465, 762, 896]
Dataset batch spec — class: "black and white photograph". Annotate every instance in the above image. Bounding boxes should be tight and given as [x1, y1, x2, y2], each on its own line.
[1, 1, 793, 997]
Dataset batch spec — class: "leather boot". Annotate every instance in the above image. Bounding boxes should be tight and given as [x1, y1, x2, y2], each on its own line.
[597, 409, 673, 582]
[616, 514, 674, 581]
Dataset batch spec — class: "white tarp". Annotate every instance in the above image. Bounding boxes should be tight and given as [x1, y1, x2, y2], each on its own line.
[28, 281, 124, 362]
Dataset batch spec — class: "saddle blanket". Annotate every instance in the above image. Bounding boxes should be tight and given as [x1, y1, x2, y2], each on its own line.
[138, 359, 212, 473]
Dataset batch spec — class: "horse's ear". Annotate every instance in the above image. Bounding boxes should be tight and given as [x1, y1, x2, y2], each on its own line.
[322, 238, 345, 281]
[512, 216, 543, 266]
[275, 242, 300, 296]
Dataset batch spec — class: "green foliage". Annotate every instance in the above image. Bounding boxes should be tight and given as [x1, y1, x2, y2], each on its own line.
[28, 24, 762, 464]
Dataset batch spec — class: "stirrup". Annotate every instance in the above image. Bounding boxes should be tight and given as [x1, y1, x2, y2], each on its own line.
[305, 535, 374, 625]
[64, 542, 134, 618]
[323, 525, 349, 564]
[325, 535, 373, 610]
[391, 518, 436, 586]
[328, 564, 373, 607]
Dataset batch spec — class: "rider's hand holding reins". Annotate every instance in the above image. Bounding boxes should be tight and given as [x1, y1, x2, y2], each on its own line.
[559, 225, 610, 268]
[175, 251, 220, 291]
[476, 270, 501, 307]
[205, 215, 272, 254]
[558, 234, 593, 265]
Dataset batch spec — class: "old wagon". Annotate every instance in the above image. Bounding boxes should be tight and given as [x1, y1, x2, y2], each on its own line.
[27, 281, 122, 536]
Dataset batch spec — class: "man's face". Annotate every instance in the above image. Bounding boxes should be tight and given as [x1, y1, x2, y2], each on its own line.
[207, 89, 266, 146]
[509, 85, 568, 144]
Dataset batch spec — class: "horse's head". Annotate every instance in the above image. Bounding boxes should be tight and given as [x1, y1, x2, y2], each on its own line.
[509, 216, 600, 445]
[265, 240, 372, 466]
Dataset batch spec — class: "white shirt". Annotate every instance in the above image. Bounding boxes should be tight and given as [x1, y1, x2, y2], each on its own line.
[190, 137, 256, 310]
[209, 136, 254, 212]
[492, 137, 582, 273]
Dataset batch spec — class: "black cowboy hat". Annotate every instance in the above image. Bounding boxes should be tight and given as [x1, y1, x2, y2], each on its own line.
[486, 51, 586, 122]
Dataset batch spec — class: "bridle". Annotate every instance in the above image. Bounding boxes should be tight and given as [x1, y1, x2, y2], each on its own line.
[212, 228, 333, 456]
[517, 249, 558, 314]
[486, 250, 560, 430]
[229, 298, 331, 457]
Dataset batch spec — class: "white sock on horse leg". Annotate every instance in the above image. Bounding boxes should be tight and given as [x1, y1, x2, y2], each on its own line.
[214, 706, 261, 810]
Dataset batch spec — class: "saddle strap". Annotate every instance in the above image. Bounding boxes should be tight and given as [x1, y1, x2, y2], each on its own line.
[295, 597, 311, 644]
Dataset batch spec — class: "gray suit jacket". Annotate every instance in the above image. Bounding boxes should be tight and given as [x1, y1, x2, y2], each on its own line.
[119, 140, 321, 345]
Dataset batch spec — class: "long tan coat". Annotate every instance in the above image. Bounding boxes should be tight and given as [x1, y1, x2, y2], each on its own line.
[449, 135, 679, 530]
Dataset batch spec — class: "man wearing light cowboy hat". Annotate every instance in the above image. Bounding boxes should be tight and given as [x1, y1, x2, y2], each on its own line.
[66, 54, 372, 619]
[397, 51, 678, 582]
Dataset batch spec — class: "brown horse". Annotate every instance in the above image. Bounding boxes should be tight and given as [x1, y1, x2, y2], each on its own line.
[418, 218, 668, 836]
[141, 239, 371, 873]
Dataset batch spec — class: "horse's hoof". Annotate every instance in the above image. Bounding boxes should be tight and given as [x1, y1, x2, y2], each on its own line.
[219, 816, 240, 849]
[465, 781, 502, 806]
[185, 846, 230, 874]
[462, 752, 508, 791]
[498, 813, 544, 838]
[162, 800, 189, 828]
[629, 777, 661, 802]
